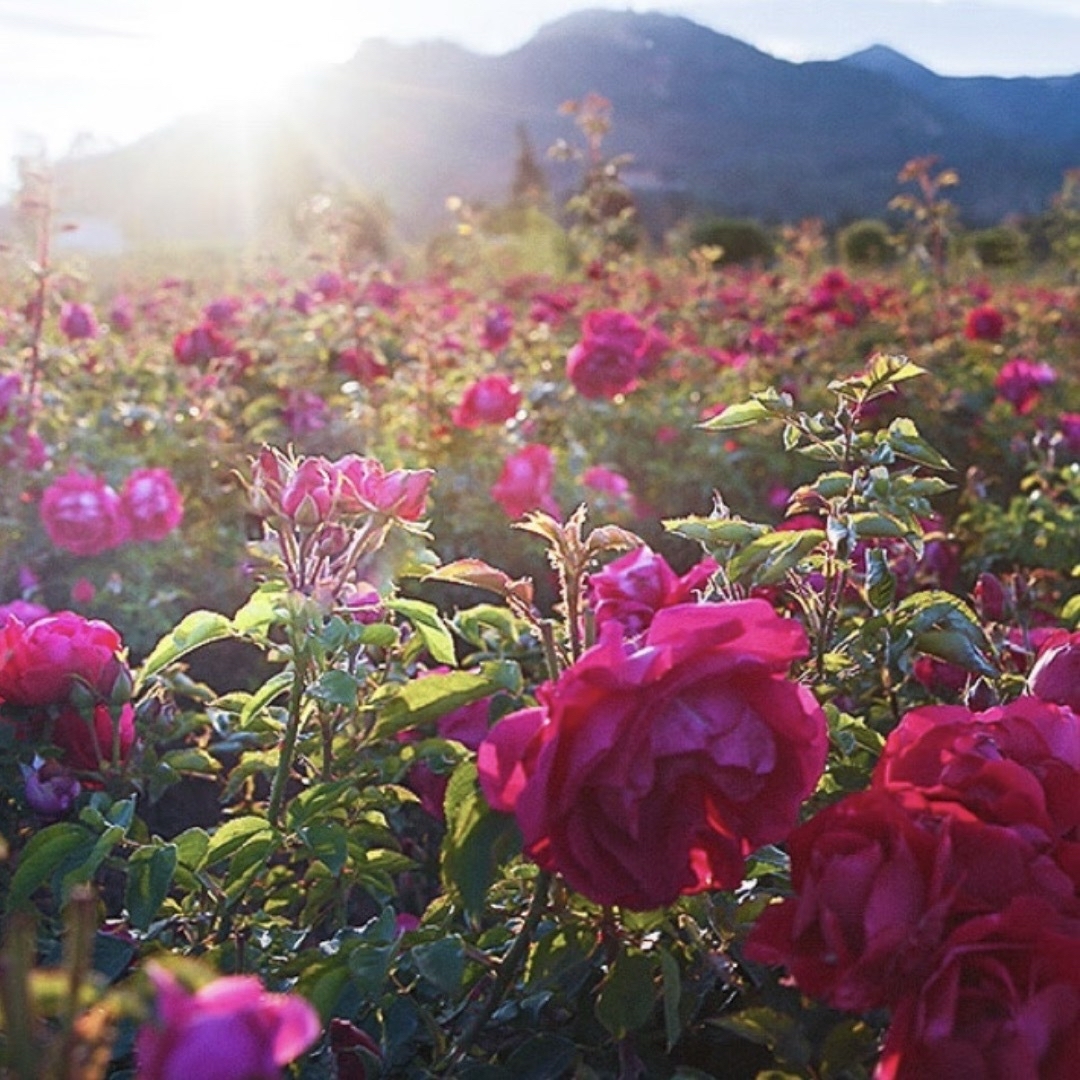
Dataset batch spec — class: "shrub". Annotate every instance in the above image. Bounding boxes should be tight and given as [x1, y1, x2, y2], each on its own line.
[970, 224, 1027, 267]
[839, 217, 896, 266]
[683, 215, 774, 265]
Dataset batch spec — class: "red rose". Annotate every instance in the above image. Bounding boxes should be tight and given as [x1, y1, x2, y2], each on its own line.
[745, 789, 954, 1011]
[478, 600, 828, 910]
[566, 309, 647, 400]
[52, 701, 136, 775]
[40, 469, 129, 556]
[876, 899, 1080, 1080]
[872, 700, 1080, 843]
[1028, 630, 1080, 713]
[490, 444, 560, 520]
[120, 467, 184, 542]
[588, 546, 717, 637]
[0, 612, 127, 708]
[963, 303, 1005, 342]
[451, 375, 522, 429]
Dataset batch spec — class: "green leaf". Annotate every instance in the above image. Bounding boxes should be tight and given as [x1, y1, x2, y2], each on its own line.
[728, 528, 826, 585]
[299, 822, 348, 876]
[503, 1036, 578, 1080]
[884, 417, 952, 470]
[308, 669, 363, 707]
[135, 610, 235, 691]
[663, 516, 768, 550]
[714, 1006, 812, 1070]
[60, 825, 126, 896]
[596, 949, 658, 1038]
[161, 747, 221, 776]
[369, 662, 521, 738]
[697, 399, 770, 431]
[864, 547, 896, 612]
[126, 844, 178, 930]
[239, 669, 293, 727]
[388, 598, 457, 665]
[660, 948, 683, 1052]
[6, 823, 94, 912]
[231, 583, 288, 639]
[201, 815, 275, 868]
[441, 762, 522, 921]
[411, 935, 465, 996]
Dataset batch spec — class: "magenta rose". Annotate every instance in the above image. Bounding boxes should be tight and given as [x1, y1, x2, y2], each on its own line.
[59, 301, 99, 341]
[120, 468, 184, 542]
[336, 455, 433, 522]
[994, 357, 1057, 414]
[280, 456, 342, 528]
[172, 322, 234, 365]
[876, 899, 1080, 1080]
[566, 309, 648, 400]
[478, 600, 828, 910]
[451, 374, 522, 429]
[588, 546, 717, 637]
[872, 700, 1080, 843]
[1028, 630, 1080, 713]
[490, 444, 560, 520]
[745, 789, 955, 1011]
[963, 304, 1005, 342]
[0, 611, 127, 709]
[136, 964, 321, 1080]
[40, 469, 129, 556]
[52, 701, 137, 776]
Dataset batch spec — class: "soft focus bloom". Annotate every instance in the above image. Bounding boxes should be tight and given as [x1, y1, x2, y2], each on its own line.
[336, 346, 388, 384]
[70, 578, 96, 605]
[21, 755, 81, 818]
[994, 357, 1057, 414]
[876, 899, 1080, 1080]
[1028, 630, 1080, 713]
[567, 309, 661, 400]
[478, 600, 828, 909]
[120, 468, 184, 542]
[0, 611, 127, 709]
[0, 373, 21, 418]
[964, 304, 1005, 342]
[451, 375, 521, 429]
[136, 964, 321, 1080]
[108, 295, 134, 333]
[588, 546, 717, 637]
[490, 444, 559, 520]
[173, 322, 233, 365]
[59, 302, 99, 341]
[479, 304, 514, 351]
[51, 701, 137, 775]
[1057, 412, 1080, 457]
[281, 389, 330, 435]
[581, 465, 634, 511]
[0, 599, 49, 628]
[40, 469, 129, 556]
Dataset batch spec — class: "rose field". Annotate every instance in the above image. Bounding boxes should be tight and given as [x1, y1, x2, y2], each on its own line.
[2, 140, 1080, 1080]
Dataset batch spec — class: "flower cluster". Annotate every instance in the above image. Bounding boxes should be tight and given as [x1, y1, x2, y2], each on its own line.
[747, 689, 1080, 1076]
[565, 308, 668, 400]
[478, 600, 828, 910]
[40, 467, 184, 556]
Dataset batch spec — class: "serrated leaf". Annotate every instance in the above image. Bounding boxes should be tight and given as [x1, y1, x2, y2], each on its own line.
[202, 815, 275, 868]
[299, 822, 348, 876]
[425, 559, 535, 607]
[308, 668, 363, 707]
[412, 935, 465, 996]
[596, 949, 657, 1038]
[697, 399, 770, 431]
[664, 515, 768, 549]
[885, 418, 952, 470]
[239, 669, 293, 727]
[660, 948, 683, 1052]
[161, 747, 221, 776]
[729, 528, 826, 585]
[388, 598, 457, 665]
[126, 844, 178, 930]
[135, 610, 235, 691]
[6, 823, 93, 912]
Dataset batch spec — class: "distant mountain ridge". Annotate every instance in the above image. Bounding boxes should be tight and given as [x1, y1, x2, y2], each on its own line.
[44, 8, 1080, 247]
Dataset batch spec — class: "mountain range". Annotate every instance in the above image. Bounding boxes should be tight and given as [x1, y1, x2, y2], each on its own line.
[39, 8, 1080, 248]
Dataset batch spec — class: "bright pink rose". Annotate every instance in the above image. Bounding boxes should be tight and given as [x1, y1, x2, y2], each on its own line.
[872, 700, 1080, 843]
[336, 456, 433, 522]
[478, 600, 828, 910]
[280, 457, 341, 528]
[40, 469, 129, 556]
[172, 322, 233, 365]
[52, 701, 136, 775]
[994, 357, 1057, 414]
[1029, 630, 1080, 713]
[0, 600, 49, 628]
[120, 468, 184, 542]
[491, 444, 559, 520]
[964, 304, 1005, 342]
[59, 302, 99, 341]
[566, 309, 648, 399]
[451, 375, 522, 429]
[281, 389, 329, 435]
[0, 611, 127, 708]
[588, 546, 717, 637]
[136, 964, 321, 1080]
[746, 790, 954, 1010]
[876, 899, 1080, 1080]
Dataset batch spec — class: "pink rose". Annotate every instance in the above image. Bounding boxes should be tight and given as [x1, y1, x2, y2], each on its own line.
[876, 899, 1080, 1080]
[479, 305, 514, 351]
[52, 701, 137, 776]
[451, 375, 522, 429]
[994, 357, 1057, 414]
[0, 600, 49, 628]
[0, 611, 127, 708]
[172, 322, 233, 365]
[566, 309, 647, 400]
[59, 302, 99, 341]
[120, 468, 184, 542]
[1029, 630, 1080, 713]
[336, 456, 433, 522]
[478, 600, 828, 910]
[490, 444, 559, 520]
[136, 964, 321, 1080]
[588, 546, 717, 636]
[280, 457, 342, 528]
[40, 469, 129, 556]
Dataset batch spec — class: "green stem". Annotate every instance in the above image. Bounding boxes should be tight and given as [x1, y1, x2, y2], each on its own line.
[268, 644, 309, 827]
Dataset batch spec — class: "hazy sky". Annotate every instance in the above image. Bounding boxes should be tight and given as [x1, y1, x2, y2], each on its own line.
[3, 0, 1080, 194]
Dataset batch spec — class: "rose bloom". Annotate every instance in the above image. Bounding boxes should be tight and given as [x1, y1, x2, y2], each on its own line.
[120, 468, 184, 542]
[566, 309, 648, 400]
[1028, 630, 1080, 713]
[0, 599, 49, 628]
[876, 899, 1080, 1080]
[59, 302, 99, 341]
[280, 457, 342, 528]
[52, 701, 137, 776]
[872, 699, 1080, 843]
[478, 600, 828, 910]
[994, 357, 1057, 414]
[0, 611, 127, 708]
[136, 964, 321, 1080]
[172, 322, 233, 365]
[336, 455, 433, 522]
[963, 304, 1005, 342]
[479, 304, 514, 351]
[588, 546, 717, 637]
[40, 469, 129, 556]
[490, 444, 560, 520]
[451, 374, 522, 429]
